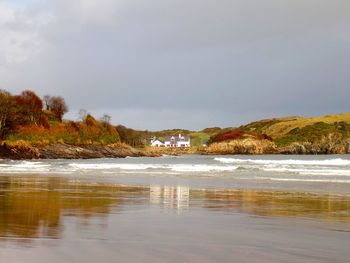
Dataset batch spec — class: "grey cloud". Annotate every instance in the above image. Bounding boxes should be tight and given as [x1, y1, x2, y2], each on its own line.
[0, 0, 349, 129]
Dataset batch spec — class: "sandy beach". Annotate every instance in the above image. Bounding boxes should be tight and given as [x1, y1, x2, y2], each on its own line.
[1, 155, 350, 262]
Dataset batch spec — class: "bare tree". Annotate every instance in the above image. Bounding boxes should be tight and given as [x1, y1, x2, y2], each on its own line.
[78, 109, 87, 122]
[43, 95, 51, 110]
[100, 114, 111, 125]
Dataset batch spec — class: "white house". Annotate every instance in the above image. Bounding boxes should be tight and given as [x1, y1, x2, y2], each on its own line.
[164, 134, 190, 147]
[151, 139, 164, 147]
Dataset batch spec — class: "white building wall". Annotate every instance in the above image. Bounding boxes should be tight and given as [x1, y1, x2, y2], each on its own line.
[176, 141, 190, 147]
[151, 140, 164, 147]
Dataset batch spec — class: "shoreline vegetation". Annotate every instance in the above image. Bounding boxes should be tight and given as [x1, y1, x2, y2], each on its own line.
[1, 89, 350, 159]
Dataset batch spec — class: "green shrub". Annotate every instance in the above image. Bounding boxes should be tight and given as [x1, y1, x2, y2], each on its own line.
[276, 121, 350, 147]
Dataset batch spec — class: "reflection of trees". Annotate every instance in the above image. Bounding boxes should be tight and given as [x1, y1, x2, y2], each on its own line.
[1, 176, 350, 244]
[200, 190, 350, 221]
[150, 186, 350, 221]
[0, 176, 148, 241]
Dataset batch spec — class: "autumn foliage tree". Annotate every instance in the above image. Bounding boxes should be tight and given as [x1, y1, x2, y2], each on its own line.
[0, 88, 121, 145]
[116, 125, 150, 147]
[48, 96, 68, 121]
[14, 90, 43, 126]
[0, 90, 14, 138]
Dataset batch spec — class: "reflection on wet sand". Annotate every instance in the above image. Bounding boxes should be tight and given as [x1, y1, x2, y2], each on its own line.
[1, 175, 350, 244]
[200, 190, 350, 221]
[150, 185, 190, 211]
[0, 176, 148, 243]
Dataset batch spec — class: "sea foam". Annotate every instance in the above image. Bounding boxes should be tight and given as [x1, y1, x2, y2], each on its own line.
[68, 163, 237, 173]
[214, 157, 350, 166]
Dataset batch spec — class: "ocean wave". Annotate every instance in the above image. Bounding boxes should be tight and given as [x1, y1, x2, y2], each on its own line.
[214, 157, 350, 166]
[68, 163, 238, 173]
[0, 161, 238, 173]
[259, 177, 350, 183]
[1, 158, 349, 178]
[261, 167, 350, 176]
[169, 164, 237, 172]
[0, 161, 52, 173]
[69, 163, 162, 170]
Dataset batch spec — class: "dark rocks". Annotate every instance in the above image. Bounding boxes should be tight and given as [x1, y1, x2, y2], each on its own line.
[203, 138, 350, 155]
[1, 139, 349, 160]
[0, 142, 40, 159]
[277, 142, 349, 154]
[0, 143, 160, 160]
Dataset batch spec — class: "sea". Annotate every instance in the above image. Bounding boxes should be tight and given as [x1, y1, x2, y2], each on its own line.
[1, 155, 350, 262]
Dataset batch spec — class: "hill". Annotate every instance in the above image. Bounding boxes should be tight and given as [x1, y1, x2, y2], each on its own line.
[240, 113, 350, 138]
[239, 113, 350, 147]
[204, 113, 350, 154]
[0, 89, 152, 159]
[1, 88, 349, 156]
[0, 89, 121, 146]
[116, 113, 350, 154]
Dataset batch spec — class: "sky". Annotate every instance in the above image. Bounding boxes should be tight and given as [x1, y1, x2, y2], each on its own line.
[0, 0, 349, 130]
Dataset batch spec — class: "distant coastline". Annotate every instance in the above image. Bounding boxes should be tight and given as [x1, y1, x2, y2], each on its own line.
[1, 90, 349, 159]
[0, 142, 165, 160]
[0, 141, 349, 160]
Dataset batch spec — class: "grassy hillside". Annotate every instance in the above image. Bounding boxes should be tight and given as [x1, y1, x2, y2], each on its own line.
[203, 113, 350, 149]
[240, 113, 350, 138]
[117, 113, 350, 149]
[274, 121, 350, 147]
[189, 132, 210, 146]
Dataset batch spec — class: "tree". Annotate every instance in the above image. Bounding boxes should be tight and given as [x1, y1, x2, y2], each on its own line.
[43, 95, 51, 110]
[0, 90, 14, 137]
[100, 114, 111, 125]
[49, 96, 68, 121]
[14, 90, 43, 125]
[84, 114, 99, 126]
[78, 109, 87, 122]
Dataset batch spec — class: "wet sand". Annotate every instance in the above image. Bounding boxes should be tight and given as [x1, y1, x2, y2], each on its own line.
[1, 175, 350, 263]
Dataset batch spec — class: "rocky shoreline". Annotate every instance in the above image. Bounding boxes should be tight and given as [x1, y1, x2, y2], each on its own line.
[0, 143, 160, 160]
[202, 138, 350, 155]
[0, 139, 349, 160]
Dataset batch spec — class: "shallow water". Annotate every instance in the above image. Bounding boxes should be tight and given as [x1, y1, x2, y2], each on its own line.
[1, 155, 350, 262]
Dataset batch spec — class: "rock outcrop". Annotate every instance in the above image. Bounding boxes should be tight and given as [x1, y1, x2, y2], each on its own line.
[0, 142, 41, 159]
[202, 136, 350, 155]
[278, 142, 349, 154]
[204, 138, 277, 155]
[278, 134, 350, 154]
[0, 143, 160, 160]
[1, 137, 349, 160]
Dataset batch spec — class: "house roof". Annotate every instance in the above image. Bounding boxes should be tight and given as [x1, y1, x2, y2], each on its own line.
[164, 135, 190, 142]
[152, 140, 164, 144]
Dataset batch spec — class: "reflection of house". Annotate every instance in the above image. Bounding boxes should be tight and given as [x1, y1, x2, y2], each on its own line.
[164, 134, 190, 147]
[150, 185, 189, 211]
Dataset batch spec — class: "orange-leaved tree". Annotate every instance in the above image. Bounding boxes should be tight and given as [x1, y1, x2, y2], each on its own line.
[13, 90, 43, 126]
[0, 90, 14, 138]
[49, 96, 68, 121]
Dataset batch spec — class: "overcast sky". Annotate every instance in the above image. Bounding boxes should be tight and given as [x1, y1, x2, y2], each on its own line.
[0, 0, 349, 130]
